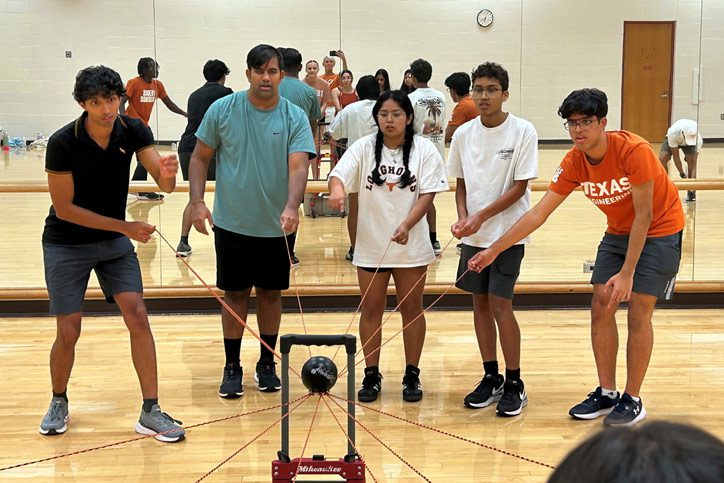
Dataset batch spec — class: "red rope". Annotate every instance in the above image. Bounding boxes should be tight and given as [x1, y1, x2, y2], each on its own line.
[283, 232, 312, 358]
[326, 394, 431, 482]
[291, 394, 324, 483]
[195, 393, 313, 482]
[331, 238, 394, 364]
[328, 393, 556, 470]
[320, 394, 378, 483]
[154, 228, 301, 379]
[340, 263, 469, 377]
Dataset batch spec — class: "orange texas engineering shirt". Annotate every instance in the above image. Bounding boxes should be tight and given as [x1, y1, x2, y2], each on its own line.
[125, 77, 168, 126]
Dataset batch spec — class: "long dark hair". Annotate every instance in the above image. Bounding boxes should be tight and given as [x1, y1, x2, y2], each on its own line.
[375, 68, 391, 93]
[370, 90, 415, 189]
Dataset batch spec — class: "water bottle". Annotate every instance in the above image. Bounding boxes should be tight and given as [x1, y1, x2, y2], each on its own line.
[1, 129, 9, 151]
[36, 131, 43, 141]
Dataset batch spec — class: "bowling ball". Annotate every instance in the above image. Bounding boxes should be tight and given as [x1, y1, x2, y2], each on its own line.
[301, 356, 338, 393]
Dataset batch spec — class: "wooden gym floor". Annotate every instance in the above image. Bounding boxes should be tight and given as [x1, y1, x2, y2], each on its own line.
[0, 308, 722, 481]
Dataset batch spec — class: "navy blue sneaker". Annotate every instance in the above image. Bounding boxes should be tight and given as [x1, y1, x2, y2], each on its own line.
[569, 387, 619, 420]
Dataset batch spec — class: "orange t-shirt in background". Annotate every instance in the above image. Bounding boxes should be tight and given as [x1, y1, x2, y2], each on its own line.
[125, 77, 168, 126]
[449, 95, 479, 127]
[549, 130, 684, 237]
[320, 73, 340, 91]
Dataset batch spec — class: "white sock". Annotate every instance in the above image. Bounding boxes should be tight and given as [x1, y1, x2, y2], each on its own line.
[601, 388, 618, 399]
[629, 395, 641, 403]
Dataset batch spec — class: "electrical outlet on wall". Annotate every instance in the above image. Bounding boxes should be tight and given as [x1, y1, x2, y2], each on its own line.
[583, 260, 595, 273]
[720, 113, 724, 120]
[65, 51, 72, 58]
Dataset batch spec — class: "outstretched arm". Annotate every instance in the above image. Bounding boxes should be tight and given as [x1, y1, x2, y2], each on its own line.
[161, 96, 187, 117]
[468, 189, 568, 272]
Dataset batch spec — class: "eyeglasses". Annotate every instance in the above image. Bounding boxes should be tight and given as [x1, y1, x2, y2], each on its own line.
[470, 87, 502, 98]
[563, 118, 598, 131]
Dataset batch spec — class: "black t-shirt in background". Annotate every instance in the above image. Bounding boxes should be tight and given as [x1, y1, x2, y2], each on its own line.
[43, 113, 155, 245]
[178, 82, 233, 153]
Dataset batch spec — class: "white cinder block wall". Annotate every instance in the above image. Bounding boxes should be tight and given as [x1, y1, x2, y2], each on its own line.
[0, 0, 722, 142]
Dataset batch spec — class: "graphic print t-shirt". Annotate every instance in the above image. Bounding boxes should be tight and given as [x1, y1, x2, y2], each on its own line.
[549, 130, 684, 237]
[330, 135, 449, 267]
[408, 87, 446, 159]
[125, 77, 168, 126]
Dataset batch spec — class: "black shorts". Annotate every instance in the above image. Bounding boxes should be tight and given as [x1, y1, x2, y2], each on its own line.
[358, 266, 393, 273]
[179, 151, 216, 181]
[214, 226, 294, 291]
[591, 231, 682, 300]
[456, 244, 524, 300]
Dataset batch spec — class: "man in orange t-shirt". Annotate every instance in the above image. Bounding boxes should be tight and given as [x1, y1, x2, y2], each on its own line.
[120, 58, 186, 198]
[444, 72, 479, 143]
[467, 88, 684, 428]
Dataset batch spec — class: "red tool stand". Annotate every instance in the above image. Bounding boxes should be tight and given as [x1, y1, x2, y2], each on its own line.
[272, 334, 365, 482]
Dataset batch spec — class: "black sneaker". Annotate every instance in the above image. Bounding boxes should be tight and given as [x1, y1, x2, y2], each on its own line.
[218, 363, 243, 398]
[137, 192, 164, 201]
[679, 172, 687, 179]
[402, 365, 423, 402]
[603, 393, 646, 427]
[464, 373, 504, 409]
[496, 379, 528, 417]
[358, 367, 382, 402]
[686, 190, 696, 203]
[568, 387, 619, 420]
[345, 247, 354, 262]
[290, 253, 300, 268]
[255, 360, 281, 392]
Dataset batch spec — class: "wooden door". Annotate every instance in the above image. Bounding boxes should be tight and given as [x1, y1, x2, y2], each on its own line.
[621, 22, 675, 141]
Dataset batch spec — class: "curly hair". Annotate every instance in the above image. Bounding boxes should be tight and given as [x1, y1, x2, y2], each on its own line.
[72, 66, 126, 102]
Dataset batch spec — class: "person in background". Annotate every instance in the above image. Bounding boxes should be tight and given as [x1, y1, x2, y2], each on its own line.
[175, 59, 233, 257]
[320, 50, 349, 91]
[659, 118, 702, 203]
[120, 57, 186, 200]
[375, 68, 391, 95]
[444, 71, 478, 143]
[400, 68, 416, 95]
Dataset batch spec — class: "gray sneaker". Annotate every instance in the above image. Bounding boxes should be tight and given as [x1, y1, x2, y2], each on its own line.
[176, 241, 192, 257]
[39, 397, 69, 435]
[134, 404, 185, 443]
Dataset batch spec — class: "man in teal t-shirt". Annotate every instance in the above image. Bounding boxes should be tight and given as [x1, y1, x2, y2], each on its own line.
[189, 44, 315, 398]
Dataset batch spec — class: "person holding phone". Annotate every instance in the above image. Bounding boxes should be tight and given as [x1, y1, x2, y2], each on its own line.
[321, 50, 349, 91]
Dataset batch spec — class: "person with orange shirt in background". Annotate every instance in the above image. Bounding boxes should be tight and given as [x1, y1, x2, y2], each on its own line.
[303, 60, 333, 180]
[320, 50, 348, 91]
[444, 72, 478, 143]
[120, 57, 187, 200]
[465, 88, 684, 428]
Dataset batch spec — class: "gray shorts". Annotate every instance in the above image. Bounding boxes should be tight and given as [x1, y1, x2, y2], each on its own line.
[591, 231, 682, 300]
[456, 244, 524, 300]
[43, 236, 143, 315]
[660, 137, 698, 156]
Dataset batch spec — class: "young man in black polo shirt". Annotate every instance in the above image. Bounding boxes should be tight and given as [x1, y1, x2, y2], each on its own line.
[176, 59, 233, 257]
[40, 65, 185, 442]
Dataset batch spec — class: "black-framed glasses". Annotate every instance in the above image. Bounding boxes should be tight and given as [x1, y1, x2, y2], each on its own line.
[563, 118, 598, 131]
[470, 86, 502, 98]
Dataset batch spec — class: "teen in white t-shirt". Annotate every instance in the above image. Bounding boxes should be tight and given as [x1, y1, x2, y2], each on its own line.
[448, 62, 538, 418]
[329, 90, 448, 404]
[407, 58, 447, 256]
